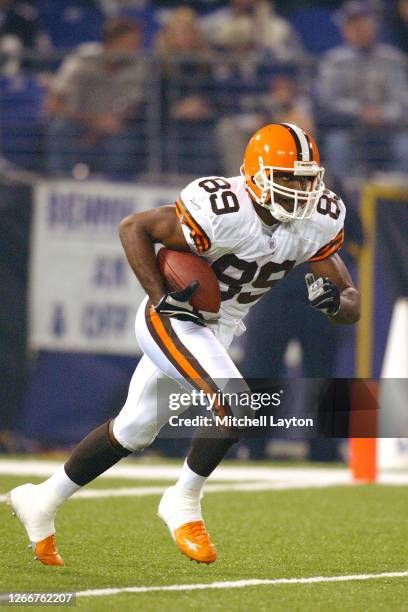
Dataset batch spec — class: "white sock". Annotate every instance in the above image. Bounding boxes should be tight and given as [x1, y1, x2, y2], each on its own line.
[175, 460, 207, 493]
[36, 466, 81, 510]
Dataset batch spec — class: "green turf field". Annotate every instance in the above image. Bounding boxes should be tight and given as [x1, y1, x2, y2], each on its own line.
[0, 470, 407, 611]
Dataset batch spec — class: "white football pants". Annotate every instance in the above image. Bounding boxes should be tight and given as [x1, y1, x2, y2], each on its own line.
[113, 296, 245, 451]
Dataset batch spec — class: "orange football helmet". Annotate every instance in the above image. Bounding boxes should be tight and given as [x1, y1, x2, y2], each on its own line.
[241, 123, 325, 223]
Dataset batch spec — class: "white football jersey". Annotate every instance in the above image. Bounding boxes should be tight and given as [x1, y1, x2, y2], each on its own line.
[176, 175, 345, 329]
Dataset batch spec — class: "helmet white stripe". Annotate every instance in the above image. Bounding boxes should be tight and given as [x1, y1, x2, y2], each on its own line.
[282, 123, 311, 162]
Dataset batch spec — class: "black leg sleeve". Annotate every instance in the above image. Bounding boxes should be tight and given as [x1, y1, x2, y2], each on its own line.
[64, 420, 131, 486]
[186, 428, 239, 477]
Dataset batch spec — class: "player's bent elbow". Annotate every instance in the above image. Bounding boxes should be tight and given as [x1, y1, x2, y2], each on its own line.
[118, 212, 146, 242]
[119, 213, 136, 234]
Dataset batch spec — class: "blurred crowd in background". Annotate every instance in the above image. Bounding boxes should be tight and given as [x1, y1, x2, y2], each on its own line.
[0, 0, 406, 183]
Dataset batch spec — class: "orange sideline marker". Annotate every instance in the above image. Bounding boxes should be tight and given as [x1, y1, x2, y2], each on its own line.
[349, 381, 379, 482]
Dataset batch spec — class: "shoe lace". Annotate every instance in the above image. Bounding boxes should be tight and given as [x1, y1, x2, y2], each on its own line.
[184, 521, 210, 543]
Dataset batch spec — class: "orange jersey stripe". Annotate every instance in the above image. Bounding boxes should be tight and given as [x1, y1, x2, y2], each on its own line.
[175, 204, 205, 252]
[176, 199, 208, 253]
[150, 305, 206, 381]
[148, 306, 229, 417]
[176, 198, 211, 253]
[309, 228, 344, 262]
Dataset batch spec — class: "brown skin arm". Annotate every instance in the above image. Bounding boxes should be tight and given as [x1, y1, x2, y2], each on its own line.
[309, 253, 360, 324]
[119, 205, 190, 305]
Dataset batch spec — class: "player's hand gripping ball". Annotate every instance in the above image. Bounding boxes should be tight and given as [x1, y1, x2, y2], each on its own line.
[157, 248, 221, 321]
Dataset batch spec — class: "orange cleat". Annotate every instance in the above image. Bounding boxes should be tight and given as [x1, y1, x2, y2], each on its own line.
[33, 535, 65, 566]
[158, 485, 217, 564]
[7, 485, 65, 567]
[173, 520, 217, 564]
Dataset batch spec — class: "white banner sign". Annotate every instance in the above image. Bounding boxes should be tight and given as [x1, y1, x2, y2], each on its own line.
[29, 179, 180, 355]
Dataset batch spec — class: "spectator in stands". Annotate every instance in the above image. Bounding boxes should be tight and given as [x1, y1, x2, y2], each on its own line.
[317, 0, 408, 181]
[0, 0, 50, 52]
[201, 0, 305, 61]
[0, 3, 47, 170]
[46, 18, 146, 179]
[216, 72, 314, 176]
[154, 7, 218, 176]
[99, 0, 156, 48]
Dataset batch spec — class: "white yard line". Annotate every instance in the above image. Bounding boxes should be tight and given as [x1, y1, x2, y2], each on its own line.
[1, 473, 407, 504]
[0, 479, 354, 503]
[76, 571, 408, 598]
[0, 460, 407, 501]
[0, 459, 350, 482]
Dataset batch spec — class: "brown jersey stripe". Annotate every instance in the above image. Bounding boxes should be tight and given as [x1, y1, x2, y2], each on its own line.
[145, 301, 186, 378]
[176, 198, 211, 252]
[145, 303, 231, 419]
[309, 228, 344, 262]
[145, 300, 204, 386]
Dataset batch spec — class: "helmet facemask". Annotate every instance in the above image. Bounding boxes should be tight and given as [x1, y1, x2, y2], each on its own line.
[242, 157, 325, 223]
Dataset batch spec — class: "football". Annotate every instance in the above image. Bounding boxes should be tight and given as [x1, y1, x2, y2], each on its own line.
[157, 247, 221, 313]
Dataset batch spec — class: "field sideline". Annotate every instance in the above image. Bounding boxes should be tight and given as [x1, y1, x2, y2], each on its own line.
[0, 459, 407, 611]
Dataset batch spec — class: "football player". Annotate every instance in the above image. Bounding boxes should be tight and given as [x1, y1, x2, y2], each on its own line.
[8, 124, 360, 566]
